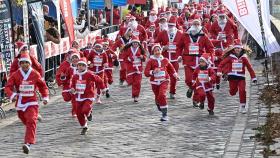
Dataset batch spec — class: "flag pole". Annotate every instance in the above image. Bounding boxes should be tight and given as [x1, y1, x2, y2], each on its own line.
[256, 0, 270, 86]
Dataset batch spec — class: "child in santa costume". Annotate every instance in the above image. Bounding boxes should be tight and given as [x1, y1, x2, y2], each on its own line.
[56, 50, 80, 117]
[192, 53, 216, 115]
[122, 36, 147, 102]
[144, 44, 178, 121]
[103, 39, 117, 98]
[217, 39, 257, 113]
[87, 40, 108, 103]
[4, 52, 49, 154]
[10, 42, 43, 77]
[71, 57, 105, 135]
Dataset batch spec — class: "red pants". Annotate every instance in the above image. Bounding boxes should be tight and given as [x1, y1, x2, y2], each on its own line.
[126, 73, 142, 98]
[193, 88, 215, 110]
[229, 79, 246, 104]
[96, 72, 105, 95]
[151, 81, 169, 108]
[105, 69, 113, 85]
[17, 106, 38, 144]
[120, 62, 127, 81]
[76, 100, 92, 127]
[62, 91, 77, 116]
[170, 62, 179, 94]
[213, 69, 221, 85]
[184, 66, 194, 89]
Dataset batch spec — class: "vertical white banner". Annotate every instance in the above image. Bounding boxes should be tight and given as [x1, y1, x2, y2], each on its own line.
[260, 0, 271, 28]
[23, 0, 29, 45]
[222, 0, 280, 55]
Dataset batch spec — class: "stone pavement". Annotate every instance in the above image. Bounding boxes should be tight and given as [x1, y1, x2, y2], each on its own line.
[0, 60, 266, 158]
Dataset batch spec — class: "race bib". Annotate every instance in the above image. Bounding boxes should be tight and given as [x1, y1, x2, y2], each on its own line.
[189, 43, 199, 55]
[133, 31, 140, 36]
[218, 32, 227, 41]
[198, 70, 209, 82]
[133, 58, 141, 67]
[168, 42, 176, 53]
[76, 80, 86, 94]
[94, 57, 103, 66]
[232, 60, 243, 72]
[19, 81, 35, 97]
[154, 70, 166, 81]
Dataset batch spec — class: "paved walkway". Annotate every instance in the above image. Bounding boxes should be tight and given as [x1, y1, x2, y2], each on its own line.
[0, 60, 266, 158]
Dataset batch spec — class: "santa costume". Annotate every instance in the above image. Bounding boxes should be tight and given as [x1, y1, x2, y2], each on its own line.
[87, 40, 108, 103]
[177, 18, 214, 98]
[71, 57, 105, 135]
[144, 44, 177, 121]
[217, 39, 257, 113]
[5, 52, 49, 154]
[192, 53, 216, 115]
[155, 16, 183, 99]
[122, 36, 147, 102]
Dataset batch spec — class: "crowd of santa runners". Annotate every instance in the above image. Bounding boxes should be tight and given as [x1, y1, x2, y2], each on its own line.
[3, 1, 258, 154]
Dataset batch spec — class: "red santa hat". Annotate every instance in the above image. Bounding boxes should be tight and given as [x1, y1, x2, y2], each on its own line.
[234, 39, 243, 48]
[199, 53, 211, 65]
[16, 42, 28, 53]
[150, 10, 156, 15]
[171, 8, 178, 13]
[130, 36, 140, 43]
[94, 39, 104, 48]
[125, 14, 131, 19]
[217, 10, 227, 17]
[19, 52, 31, 64]
[196, 5, 203, 11]
[70, 52, 80, 59]
[150, 23, 156, 28]
[151, 43, 162, 52]
[203, 14, 211, 19]
[77, 57, 88, 66]
[192, 15, 201, 24]
[130, 16, 136, 20]
[168, 16, 177, 26]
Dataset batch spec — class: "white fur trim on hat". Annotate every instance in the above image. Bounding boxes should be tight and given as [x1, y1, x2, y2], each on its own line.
[19, 58, 31, 64]
[19, 45, 28, 53]
[152, 45, 162, 51]
[77, 61, 87, 65]
[234, 45, 243, 48]
[130, 39, 140, 43]
[199, 56, 209, 64]
[94, 43, 103, 47]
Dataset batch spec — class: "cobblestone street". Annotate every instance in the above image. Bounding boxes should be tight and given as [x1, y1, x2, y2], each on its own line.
[0, 61, 265, 158]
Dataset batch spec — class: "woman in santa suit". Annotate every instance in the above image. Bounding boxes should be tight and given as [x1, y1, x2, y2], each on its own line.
[56, 50, 80, 117]
[122, 36, 147, 102]
[5, 52, 49, 154]
[87, 40, 108, 104]
[10, 42, 43, 77]
[71, 57, 105, 135]
[217, 39, 257, 114]
[144, 44, 178, 121]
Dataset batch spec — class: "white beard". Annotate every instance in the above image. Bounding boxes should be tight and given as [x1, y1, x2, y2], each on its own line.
[129, 21, 138, 30]
[160, 23, 168, 31]
[168, 27, 177, 34]
[149, 16, 157, 23]
[189, 26, 202, 35]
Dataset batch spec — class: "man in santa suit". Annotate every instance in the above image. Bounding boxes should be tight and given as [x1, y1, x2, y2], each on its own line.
[171, 8, 184, 29]
[189, 5, 204, 20]
[10, 42, 43, 77]
[71, 57, 105, 135]
[118, 14, 132, 37]
[210, 10, 238, 49]
[177, 18, 214, 98]
[5, 52, 48, 154]
[155, 16, 183, 99]
[144, 44, 178, 121]
[145, 10, 158, 29]
[146, 23, 156, 56]
[88, 40, 108, 103]
[155, 16, 168, 38]
[103, 39, 117, 98]
[56, 51, 80, 117]
[112, 27, 133, 86]
[128, 16, 148, 43]
[122, 36, 146, 102]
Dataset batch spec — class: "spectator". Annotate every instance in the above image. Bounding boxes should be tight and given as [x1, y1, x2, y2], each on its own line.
[113, 6, 120, 25]
[45, 21, 61, 44]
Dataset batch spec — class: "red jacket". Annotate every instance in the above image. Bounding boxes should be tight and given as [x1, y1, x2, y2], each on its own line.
[192, 66, 216, 92]
[56, 61, 76, 91]
[82, 48, 93, 59]
[155, 29, 183, 62]
[144, 55, 176, 85]
[112, 36, 132, 62]
[131, 24, 148, 42]
[87, 51, 108, 74]
[113, 8, 121, 25]
[178, 32, 214, 68]
[210, 19, 238, 47]
[104, 49, 117, 69]
[10, 55, 43, 77]
[218, 53, 256, 80]
[5, 68, 48, 111]
[122, 46, 146, 76]
[72, 70, 105, 102]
